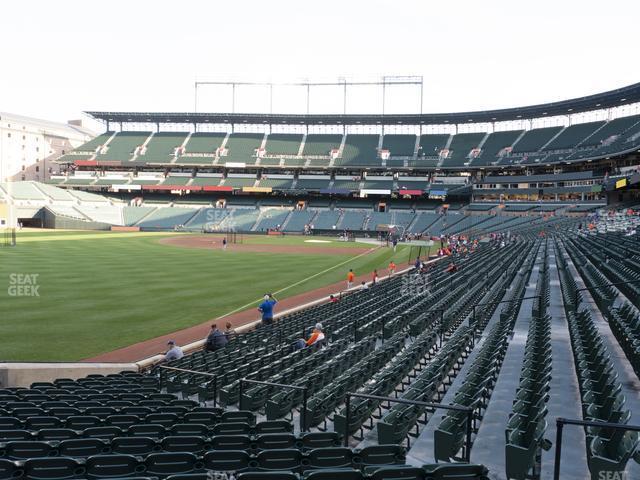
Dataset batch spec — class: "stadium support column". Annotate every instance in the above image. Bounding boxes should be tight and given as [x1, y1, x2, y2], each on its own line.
[343, 79, 347, 114]
[232, 83, 236, 113]
[269, 84, 273, 114]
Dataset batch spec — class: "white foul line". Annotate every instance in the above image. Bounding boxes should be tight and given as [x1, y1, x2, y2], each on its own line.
[219, 246, 378, 318]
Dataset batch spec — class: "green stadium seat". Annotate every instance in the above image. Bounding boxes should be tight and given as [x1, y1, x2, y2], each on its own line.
[111, 436, 159, 455]
[169, 423, 209, 437]
[85, 454, 144, 479]
[211, 434, 253, 451]
[255, 433, 296, 450]
[237, 472, 299, 480]
[160, 435, 208, 454]
[145, 452, 203, 477]
[144, 412, 179, 427]
[306, 469, 364, 480]
[0, 459, 21, 480]
[369, 466, 426, 480]
[1, 440, 56, 460]
[37, 428, 78, 441]
[128, 424, 167, 438]
[203, 449, 253, 473]
[512, 126, 562, 153]
[255, 448, 303, 472]
[107, 414, 140, 428]
[0, 416, 24, 429]
[82, 426, 123, 439]
[355, 444, 406, 468]
[23, 457, 85, 480]
[58, 438, 109, 457]
[255, 421, 293, 435]
[66, 415, 101, 429]
[0, 430, 33, 441]
[182, 412, 219, 426]
[422, 463, 490, 479]
[306, 447, 354, 469]
[166, 475, 211, 480]
[588, 431, 640, 480]
[299, 432, 342, 450]
[212, 422, 252, 436]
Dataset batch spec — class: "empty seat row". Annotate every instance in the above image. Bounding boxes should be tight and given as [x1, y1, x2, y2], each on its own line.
[556, 239, 640, 479]
[0, 431, 342, 459]
[0, 445, 408, 478]
[0, 418, 290, 442]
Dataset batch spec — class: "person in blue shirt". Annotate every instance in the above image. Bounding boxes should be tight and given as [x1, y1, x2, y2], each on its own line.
[204, 324, 228, 352]
[258, 293, 278, 326]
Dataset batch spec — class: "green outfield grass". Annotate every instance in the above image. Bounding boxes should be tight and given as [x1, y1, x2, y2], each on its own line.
[0, 230, 428, 361]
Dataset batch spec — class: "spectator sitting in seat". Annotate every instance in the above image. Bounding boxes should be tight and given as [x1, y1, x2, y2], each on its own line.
[205, 324, 228, 352]
[292, 338, 306, 351]
[329, 294, 339, 303]
[164, 340, 184, 362]
[306, 323, 325, 347]
[224, 322, 237, 340]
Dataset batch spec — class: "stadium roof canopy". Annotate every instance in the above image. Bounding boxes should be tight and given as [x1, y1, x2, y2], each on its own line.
[86, 82, 640, 126]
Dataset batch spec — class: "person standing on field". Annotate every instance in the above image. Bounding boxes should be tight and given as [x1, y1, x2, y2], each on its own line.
[388, 261, 396, 277]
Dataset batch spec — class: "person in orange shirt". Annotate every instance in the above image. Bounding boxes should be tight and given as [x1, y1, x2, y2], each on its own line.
[306, 323, 325, 347]
[388, 261, 396, 277]
[372, 269, 378, 285]
[347, 269, 355, 289]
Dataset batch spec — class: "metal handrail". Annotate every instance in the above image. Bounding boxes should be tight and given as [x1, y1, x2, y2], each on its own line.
[573, 279, 640, 306]
[471, 295, 542, 347]
[553, 417, 640, 480]
[239, 378, 309, 432]
[343, 392, 474, 462]
[158, 365, 217, 406]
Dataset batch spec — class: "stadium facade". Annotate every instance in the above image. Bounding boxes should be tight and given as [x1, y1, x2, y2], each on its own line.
[2, 83, 640, 232]
[0, 112, 93, 183]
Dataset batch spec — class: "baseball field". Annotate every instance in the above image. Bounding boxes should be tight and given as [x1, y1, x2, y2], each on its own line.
[0, 229, 426, 362]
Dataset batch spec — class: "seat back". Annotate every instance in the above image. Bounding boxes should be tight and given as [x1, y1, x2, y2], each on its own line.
[145, 452, 202, 476]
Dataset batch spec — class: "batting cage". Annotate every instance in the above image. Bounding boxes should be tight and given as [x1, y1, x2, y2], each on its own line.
[2, 228, 17, 247]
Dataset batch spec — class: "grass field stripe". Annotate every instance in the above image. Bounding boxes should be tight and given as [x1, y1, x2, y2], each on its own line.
[219, 246, 378, 318]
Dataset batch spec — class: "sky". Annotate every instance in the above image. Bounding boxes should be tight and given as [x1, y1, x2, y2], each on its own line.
[0, 0, 638, 129]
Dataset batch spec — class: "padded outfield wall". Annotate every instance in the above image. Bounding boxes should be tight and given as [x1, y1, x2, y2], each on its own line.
[41, 207, 112, 230]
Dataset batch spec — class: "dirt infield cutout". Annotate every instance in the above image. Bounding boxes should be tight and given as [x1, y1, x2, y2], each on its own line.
[158, 235, 372, 256]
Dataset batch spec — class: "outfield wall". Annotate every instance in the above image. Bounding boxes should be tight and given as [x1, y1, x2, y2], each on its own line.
[42, 207, 111, 230]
